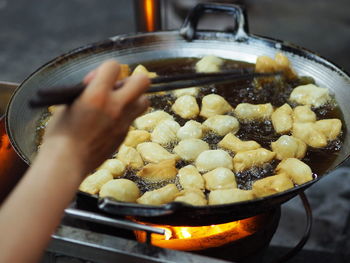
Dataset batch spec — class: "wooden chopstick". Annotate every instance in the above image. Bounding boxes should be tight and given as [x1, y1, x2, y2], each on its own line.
[29, 71, 281, 108]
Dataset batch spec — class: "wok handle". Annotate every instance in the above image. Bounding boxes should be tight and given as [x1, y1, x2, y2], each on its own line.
[180, 2, 249, 41]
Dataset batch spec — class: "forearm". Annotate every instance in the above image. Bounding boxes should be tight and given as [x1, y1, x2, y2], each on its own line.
[0, 138, 84, 263]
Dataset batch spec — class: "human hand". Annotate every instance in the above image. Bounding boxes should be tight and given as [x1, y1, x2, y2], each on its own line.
[41, 60, 150, 176]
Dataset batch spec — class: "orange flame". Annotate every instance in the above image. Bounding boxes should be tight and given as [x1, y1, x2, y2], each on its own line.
[144, 0, 156, 32]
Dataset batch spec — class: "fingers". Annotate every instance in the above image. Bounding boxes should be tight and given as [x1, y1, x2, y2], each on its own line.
[83, 69, 97, 85]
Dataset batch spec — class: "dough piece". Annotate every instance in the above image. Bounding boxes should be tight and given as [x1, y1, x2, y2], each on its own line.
[134, 110, 173, 131]
[203, 167, 237, 191]
[131, 64, 157, 78]
[271, 103, 293, 134]
[289, 84, 331, 107]
[271, 135, 307, 160]
[99, 179, 140, 202]
[276, 158, 313, 185]
[218, 133, 260, 153]
[177, 120, 203, 140]
[173, 139, 209, 161]
[209, 189, 254, 205]
[79, 170, 113, 195]
[151, 119, 180, 146]
[117, 145, 144, 169]
[137, 159, 177, 182]
[172, 95, 200, 119]
[314, 119, 342, 141]
[292, 122, 327, 148]
[235, 103, 273, 120]
[252, 173, 294, 198]
[255, 53, 296, 79]
[98, 159, 125, 178]
[137, 184, 180, 205]
[137, 142, 178, 163]
[195, 150, 233, 172]
[178, 165, 204, 190]
[123, 130, 151, 148]
[173, 87, 200, 98]
[174, 189, 207, 206]
[202, 115, 240, 136]
[293, 106, 316, 123]
[233, 148, 275, 172]
[200, 94, 232, 118]
[195, 55, 224, 73]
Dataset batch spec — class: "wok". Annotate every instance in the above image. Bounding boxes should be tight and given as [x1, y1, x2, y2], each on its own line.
[6, 3, 350, 225]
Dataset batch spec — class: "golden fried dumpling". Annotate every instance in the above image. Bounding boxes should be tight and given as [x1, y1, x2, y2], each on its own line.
[136, 184, 180, 205]
[137, 142, 178, 163]
[173, 139, 209, 161]
[276, 158, 313, 185]
[177, 120, 203, 140]
[99, 179, 140, 202]
[255, 53, 296, 79]
[172, 95, 200, 119]
[289, 84, 331, 107]
[293, 105, 316, 123]
[233, 148, 275, 172]
[235, 103, 273, 121]
[123, 130, 151, 148]
[252, 173, 294, 198]
[151, 119, 180, 146]
[117, 145, 144, 169]
[203, 167, 237, 191]
[79, 169, 113, 195]
[196, 55, 224, 73]
[271, 103, 293, 134]
[202, 115, 240, 136]
[200, 94, 232, 118]
[134, 110, 173, 131]
[131, 64, 157, 78]
[314, 119, 342, 141]
[195, 150, 233, 172]
[218, 133, 260, 153]
[292, 122, 327, 148]
[174, 189, 207, 206]
[208, 189, 254, 205]
[271, 135, 307, 160]
[178, 165, 204, 190]
[173, 87, 200, 98]
[137, 159, 177, 182]
[98, 159, 125, 178]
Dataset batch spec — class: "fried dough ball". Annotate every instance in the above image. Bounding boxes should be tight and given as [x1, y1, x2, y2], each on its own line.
[177, 120, 203, 140]
[173, 139, 209, 161]
[79, 169, 113, 195]
[137, 142, 178, 163]
[218, 133, 260, 153]
[271, 103, 293, 134]
[233, 148, 275, 172]
[174, 189, 207, 206]
[195, 55, 224, 73]
[178, 165, 205, 190]
[252, 173, 294, 198]
[172, 95, 200, 119]
[98, 159, 125, 178]
[136, 184, 180, 205]
[271, 135, 307, 160]
[202, 115, 240, 136]
[173, 87, 200, 98]
[235, 103, 273, 121]
[200, 94, 232, 118]
[99, 179, 140, 202]
[131, 64, 157, 78]
[117, 145, 144, 169]
[276, 158, 313, 185]
[289, 84, 331, 107]
[151, 119, 180, 146]
[293, 105, 317, 123]
[208, 189, 255, 205]
[255, 53, 296, 79]
[134, 110, 173, 131]
[292, 122, 327, 148]
[314, 119, 342, 141]
[203, 167, 237, 191]
[123, 130, 151, 148]
[195, 150, 233, 172]
[137, 159, 177, 182]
